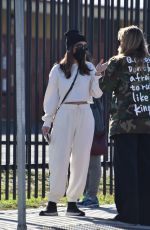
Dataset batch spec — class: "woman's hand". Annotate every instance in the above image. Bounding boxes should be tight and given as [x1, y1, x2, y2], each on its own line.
[42, 126, 50, 136]
[96, 59, 108, 75]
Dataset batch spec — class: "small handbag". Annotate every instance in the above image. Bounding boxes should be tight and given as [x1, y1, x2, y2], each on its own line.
[44, 68, 79, 144]
[90, 98, 108, 155]
[91, 130, 107, 155]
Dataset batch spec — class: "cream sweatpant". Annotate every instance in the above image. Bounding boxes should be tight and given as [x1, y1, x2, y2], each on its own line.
[48, 104, 95, 203]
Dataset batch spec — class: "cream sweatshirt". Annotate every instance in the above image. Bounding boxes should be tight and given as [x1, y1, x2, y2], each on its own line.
[42, 62, 103, 127]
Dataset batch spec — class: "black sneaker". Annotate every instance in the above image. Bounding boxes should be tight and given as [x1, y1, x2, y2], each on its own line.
[66, 202, 85, 216]
[39, 201, 58, 216]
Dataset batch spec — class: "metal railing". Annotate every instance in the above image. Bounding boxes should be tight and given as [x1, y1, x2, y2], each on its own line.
[0, 0, 150, 200]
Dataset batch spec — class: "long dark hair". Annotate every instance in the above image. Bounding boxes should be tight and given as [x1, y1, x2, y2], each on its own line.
[59, 47, 91, 79]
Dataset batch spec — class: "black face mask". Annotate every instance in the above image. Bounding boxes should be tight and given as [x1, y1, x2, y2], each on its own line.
[73, 47, 87, 63]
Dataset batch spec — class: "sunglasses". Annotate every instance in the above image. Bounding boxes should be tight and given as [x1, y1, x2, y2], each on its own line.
[74, 43, 88, 50]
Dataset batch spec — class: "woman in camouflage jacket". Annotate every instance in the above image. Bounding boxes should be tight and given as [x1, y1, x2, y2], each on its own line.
[97, 25, 150, 226]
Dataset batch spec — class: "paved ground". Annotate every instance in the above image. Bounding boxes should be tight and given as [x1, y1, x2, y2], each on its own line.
[0, 204, 150, 230]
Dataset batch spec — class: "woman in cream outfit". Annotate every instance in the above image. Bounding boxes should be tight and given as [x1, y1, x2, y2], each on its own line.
[40, 30, 103, 216]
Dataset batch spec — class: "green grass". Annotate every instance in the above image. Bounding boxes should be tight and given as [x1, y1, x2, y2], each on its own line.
[98, 194, 114, 205]
[0, 194, 114, 210]
[0, 170, 114, 210]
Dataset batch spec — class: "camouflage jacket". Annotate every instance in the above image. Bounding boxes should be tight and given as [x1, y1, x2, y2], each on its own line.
[99, 55, 150, 137]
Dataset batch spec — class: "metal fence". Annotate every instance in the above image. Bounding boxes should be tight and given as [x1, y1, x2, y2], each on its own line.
[0, 0, 150, 200]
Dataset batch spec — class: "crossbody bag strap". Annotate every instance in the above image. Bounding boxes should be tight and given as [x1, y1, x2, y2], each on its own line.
[47, 68, 79, 138]
[56, 67, 79, 111]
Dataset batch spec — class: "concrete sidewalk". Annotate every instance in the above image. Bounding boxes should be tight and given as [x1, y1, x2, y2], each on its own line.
[0, 204, 150, 230]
